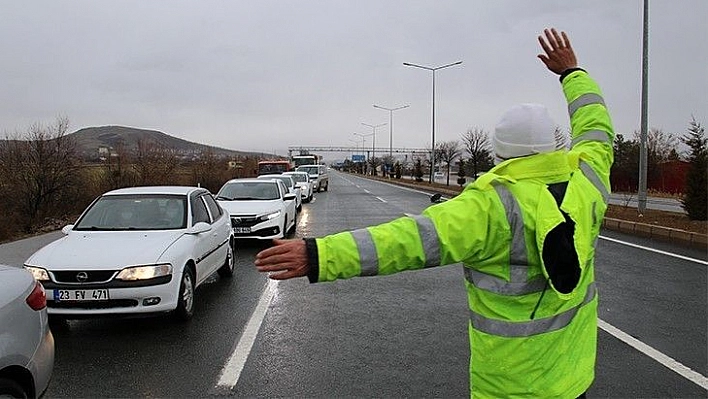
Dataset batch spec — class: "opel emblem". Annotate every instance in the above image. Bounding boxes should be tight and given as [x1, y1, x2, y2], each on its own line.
[76, 272, 88, 282]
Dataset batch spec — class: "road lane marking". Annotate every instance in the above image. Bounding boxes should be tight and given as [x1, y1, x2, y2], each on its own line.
[598, 319, 708, 390]
[599, 235, 707, 265]
[215, 279, 278, 389]
[375, 197, 387, 203]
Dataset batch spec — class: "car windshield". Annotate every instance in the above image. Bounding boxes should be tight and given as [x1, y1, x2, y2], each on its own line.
[297, 166, 319, 175]
[217, 182, 280, 201]
[287, 173, 307, 183]
[74, 194, 187, 231]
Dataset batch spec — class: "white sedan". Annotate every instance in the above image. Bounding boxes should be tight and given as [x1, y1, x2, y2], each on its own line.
[0, 265, 54, 398]
[283, 171, 314, 203]
[216, 178, 297, 240]
[24, 186, 234, 321]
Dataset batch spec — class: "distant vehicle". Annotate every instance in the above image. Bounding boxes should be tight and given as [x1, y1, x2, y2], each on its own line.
[283, 171, 314, 203]
[216, 178, 297, 240]
[297, 164, 329, 192]
[434, 171, 445, 180]
[257, 160, 292, 175]
[292, 154, 319, 168]
[258, 174, 302, 212]
[24, 186, 235, 321]
[0, 264, 54, 398]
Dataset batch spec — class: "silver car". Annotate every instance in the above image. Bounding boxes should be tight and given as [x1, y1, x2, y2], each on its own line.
[0, 264, 54, 398]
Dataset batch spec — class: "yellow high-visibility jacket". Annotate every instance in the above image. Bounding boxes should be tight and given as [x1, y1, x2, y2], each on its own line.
[307, 70, 614, 398]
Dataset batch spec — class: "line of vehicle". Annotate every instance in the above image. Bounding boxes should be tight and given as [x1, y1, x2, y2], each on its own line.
[215, 278, 278, 390]
[598, 319, 708, 390]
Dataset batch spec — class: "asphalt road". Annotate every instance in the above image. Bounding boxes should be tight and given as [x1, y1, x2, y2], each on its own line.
[0, 170, 705, 398]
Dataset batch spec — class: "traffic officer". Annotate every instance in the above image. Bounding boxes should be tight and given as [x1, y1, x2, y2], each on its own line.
[255, 27, 614, 398]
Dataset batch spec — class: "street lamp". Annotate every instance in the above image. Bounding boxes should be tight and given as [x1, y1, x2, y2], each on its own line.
[373, 104, 409, 158]
[354, 132, 373, 174]
[403, 60, 462, 182]
[361, 122, 387, 162]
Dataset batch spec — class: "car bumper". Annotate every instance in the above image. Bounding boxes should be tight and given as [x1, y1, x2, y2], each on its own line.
[231, 219, 284, 240]
[43, 280, 179, 316]
[32, 311, 54, 398]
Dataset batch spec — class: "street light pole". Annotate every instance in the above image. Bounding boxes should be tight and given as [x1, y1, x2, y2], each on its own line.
[361, 122, 387, 161]
[373, 104, 409, 158]
[403, 60, 462, 183]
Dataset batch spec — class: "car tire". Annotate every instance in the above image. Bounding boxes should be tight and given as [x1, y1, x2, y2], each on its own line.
[174, 267, 195, 321]
[217, 241, 234, 279]
[324, 183, 328, 191]
[288, 211, 297, 235]
[0, 377, 28, 399]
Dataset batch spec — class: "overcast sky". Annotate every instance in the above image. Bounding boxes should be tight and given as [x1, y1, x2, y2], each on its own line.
[2, 1, 706, 159]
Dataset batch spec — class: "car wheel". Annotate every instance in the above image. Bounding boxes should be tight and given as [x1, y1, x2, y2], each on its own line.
[174, 267, 195, 321]
[288, 212, 297, 235]
[0, 377, 28, 399]
[324, 183, 328, 191]
[217, 241, 234, 279]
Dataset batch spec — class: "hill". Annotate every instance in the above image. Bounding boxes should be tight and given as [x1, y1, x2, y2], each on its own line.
[69, 125, 267, 160]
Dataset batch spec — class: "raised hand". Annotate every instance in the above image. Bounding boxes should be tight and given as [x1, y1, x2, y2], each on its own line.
[537, 28, 578, 75]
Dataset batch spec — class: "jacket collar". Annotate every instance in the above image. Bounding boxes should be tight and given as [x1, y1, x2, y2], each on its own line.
[487, 150, 571, 182]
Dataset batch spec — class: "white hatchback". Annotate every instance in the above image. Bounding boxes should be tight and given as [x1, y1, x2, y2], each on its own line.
[24, 186, 234, 321]
[216, 178, 297, 240]
[283, 171, 314, 203]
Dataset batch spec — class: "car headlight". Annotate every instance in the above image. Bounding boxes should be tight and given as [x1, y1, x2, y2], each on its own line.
[24, 265, 50, 281]
[259, 210, 281, 222]
[116, 264, 173, 281]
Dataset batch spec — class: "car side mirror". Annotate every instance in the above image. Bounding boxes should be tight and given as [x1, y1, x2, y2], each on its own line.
[61, 224, 74, 235]
[187, 222, 212, 234]
[283, 193, 296, 201]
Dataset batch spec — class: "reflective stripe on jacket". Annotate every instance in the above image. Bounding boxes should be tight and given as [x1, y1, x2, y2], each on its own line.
[312, 70, 614, 398]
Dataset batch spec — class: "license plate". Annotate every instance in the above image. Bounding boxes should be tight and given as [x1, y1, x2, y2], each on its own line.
[53, 289, 110, 302]
[233, 227, 251, 234]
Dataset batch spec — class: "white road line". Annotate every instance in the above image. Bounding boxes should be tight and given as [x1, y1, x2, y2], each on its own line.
[216, 279, 278, 389]
[375, 196, 387, 203]
[599, 235, 707, 265]
[598, 319, 708, 390]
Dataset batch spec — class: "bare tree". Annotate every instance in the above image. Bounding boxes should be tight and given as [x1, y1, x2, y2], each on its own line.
[102, 140, 137, 190]
[438, 140, 461, 186]
[555, 126, 570, 149]
[133, 139, 180, 185]
[191, 148, 229, 193]
[461, 127, 494, 180]
[0, 117, 83, 231]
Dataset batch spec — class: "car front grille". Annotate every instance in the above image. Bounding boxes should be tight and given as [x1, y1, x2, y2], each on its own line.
[52, 270, 118, 284]
[231, 215, 260, 228]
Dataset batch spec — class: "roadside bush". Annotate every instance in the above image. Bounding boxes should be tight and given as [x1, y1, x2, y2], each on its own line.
[0, 118, 85, 232]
